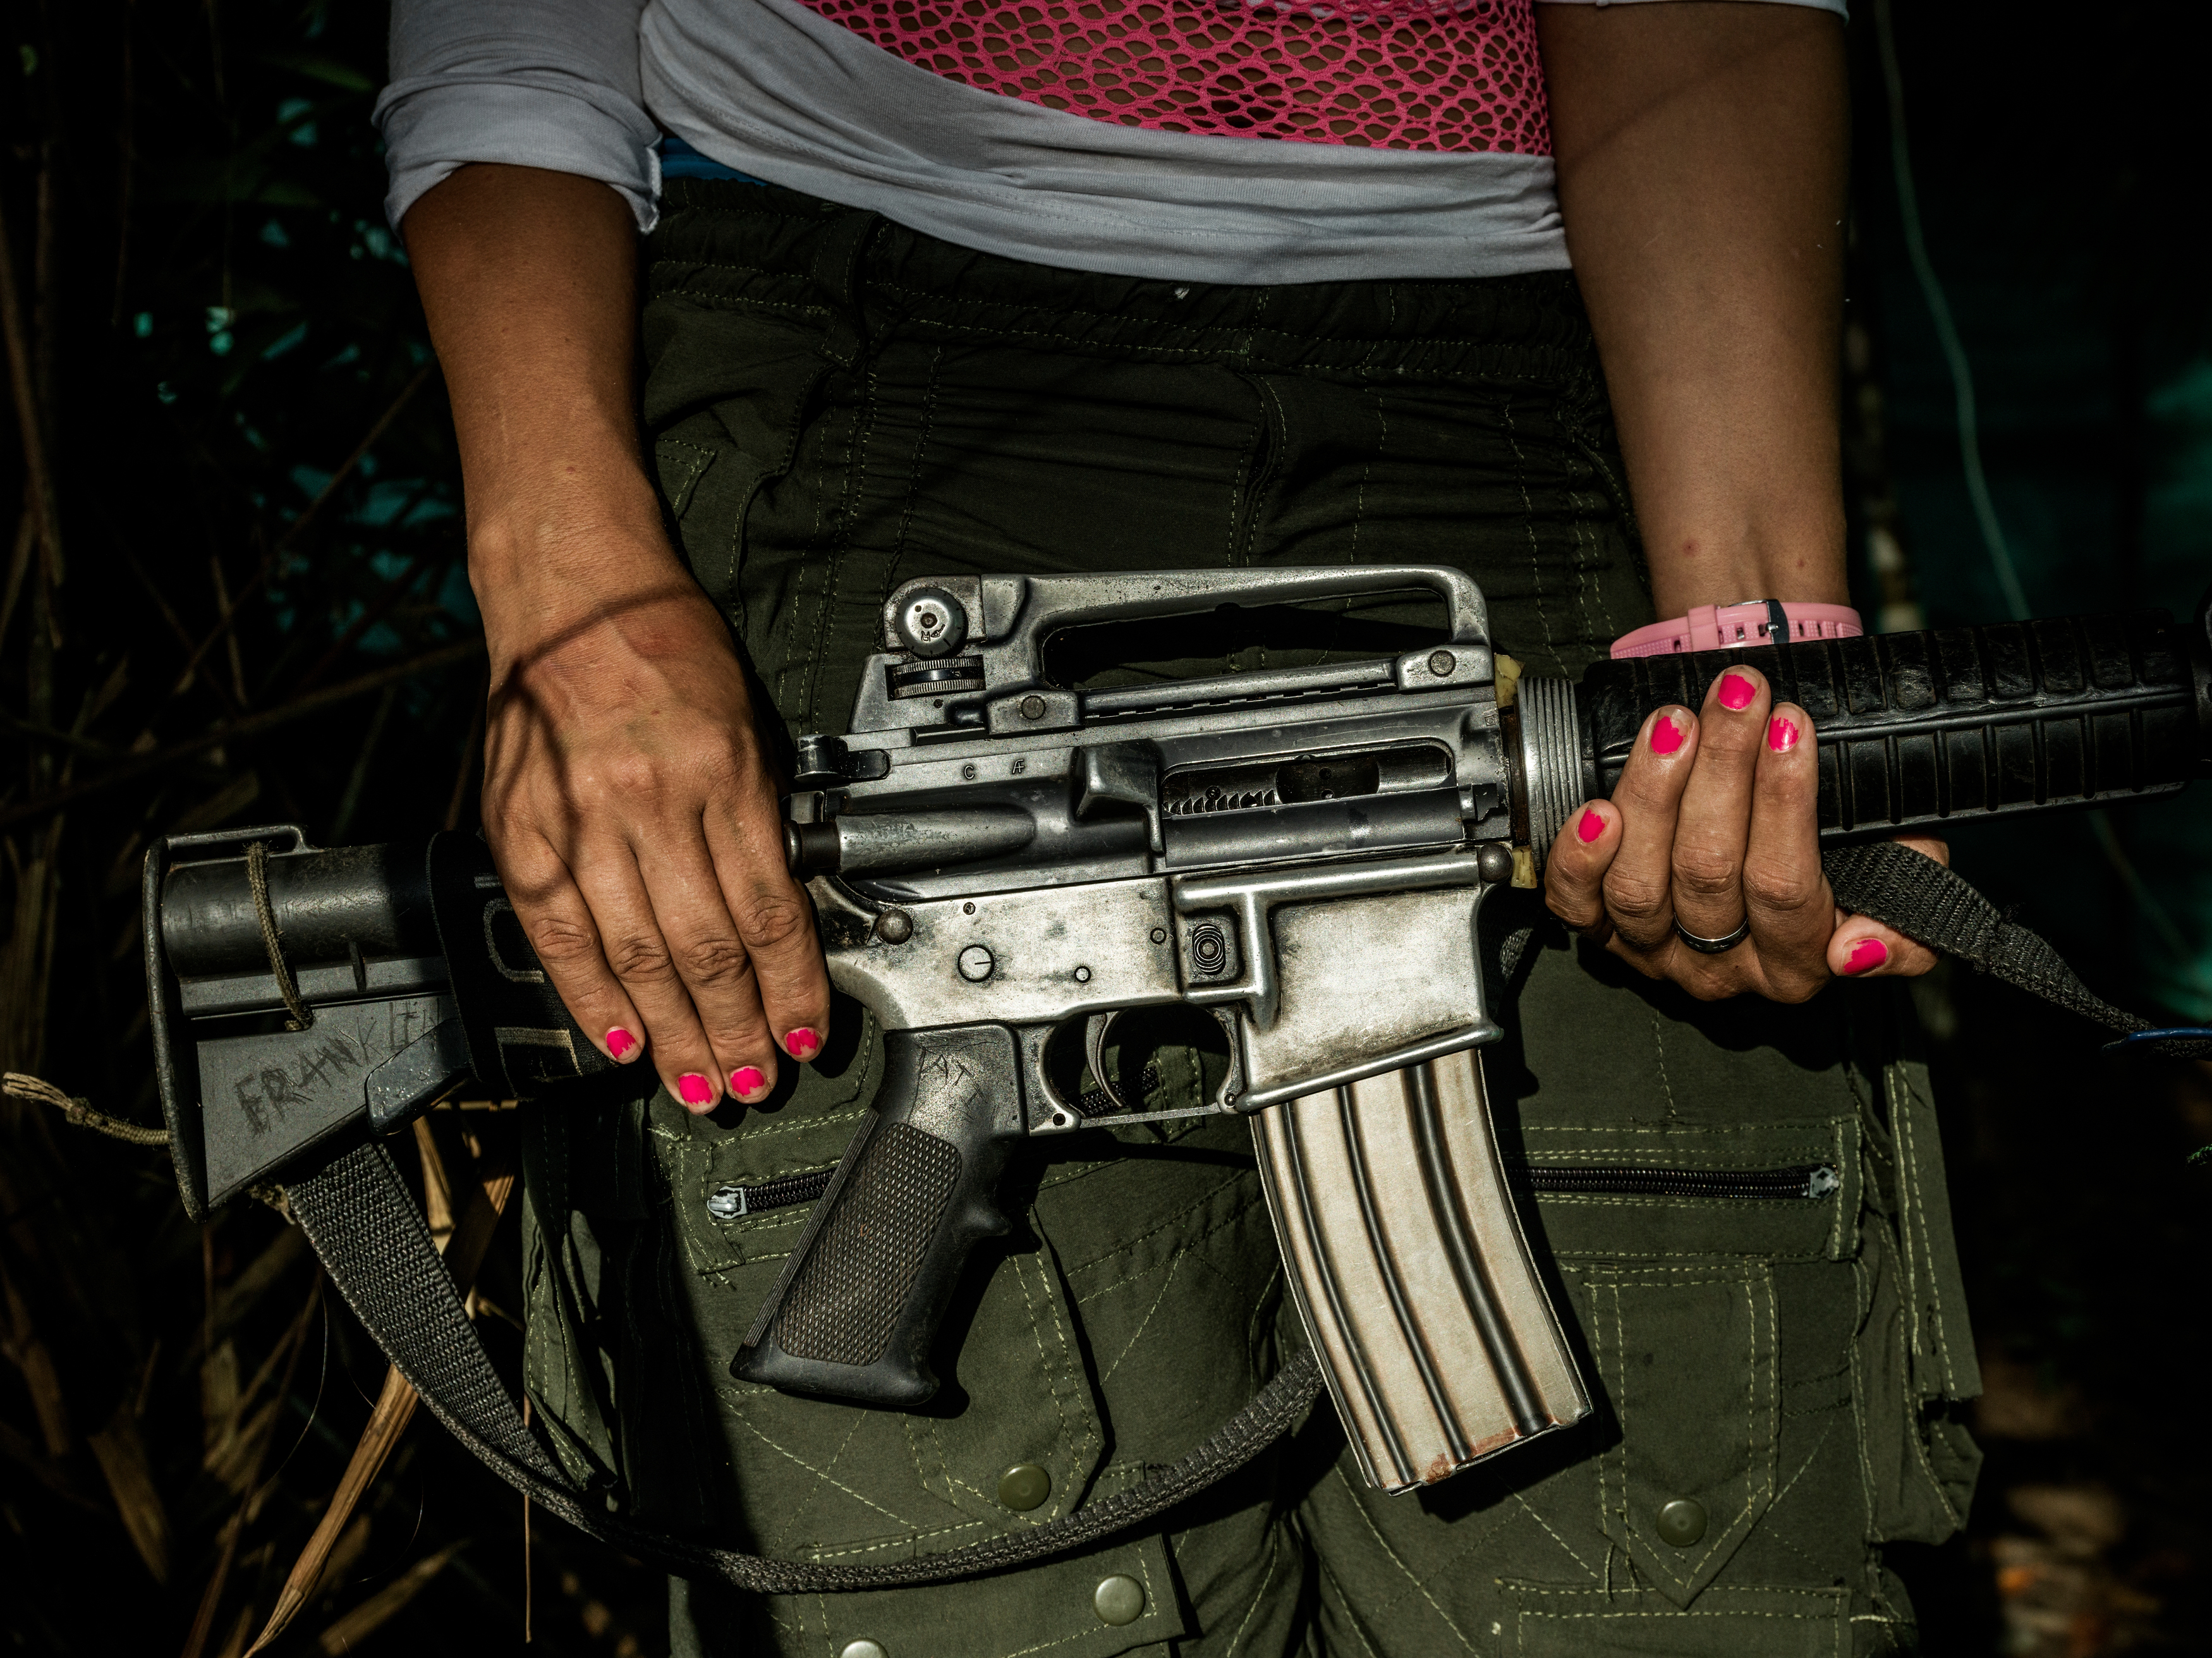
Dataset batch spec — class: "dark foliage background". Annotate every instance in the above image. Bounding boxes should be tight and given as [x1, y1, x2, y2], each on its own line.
[1845, 3, 2212, 1651]
[0, 3, 658, 1654]
[0, 1, 2204, 1655]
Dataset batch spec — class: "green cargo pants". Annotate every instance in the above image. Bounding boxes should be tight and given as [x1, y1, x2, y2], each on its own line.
[514, 181, 1983, 1657]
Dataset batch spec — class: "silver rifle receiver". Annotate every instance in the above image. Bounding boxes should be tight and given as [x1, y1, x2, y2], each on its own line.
[734, 565, 1592, 1487]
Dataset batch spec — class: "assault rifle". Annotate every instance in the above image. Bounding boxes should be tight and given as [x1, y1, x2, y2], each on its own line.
[145, 567, 2212, 1496]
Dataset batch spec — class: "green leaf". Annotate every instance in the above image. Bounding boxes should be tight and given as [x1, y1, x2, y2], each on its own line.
[257, 49, 375, 93]
[151, 155, 324, 207]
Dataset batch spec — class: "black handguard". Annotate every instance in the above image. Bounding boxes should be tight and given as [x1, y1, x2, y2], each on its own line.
[1511, 594, 2212, 860]
[728, 1025, 1026, 1406]
[1589, 603, 2212, 836]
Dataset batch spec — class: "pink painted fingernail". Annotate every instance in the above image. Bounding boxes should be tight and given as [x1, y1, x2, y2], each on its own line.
[1841, 938, 1887, 976]
[1649, 716, 1685, 755]
[677, 1073, 714, 1106]
[1718, 673, 1757, 711]
[784, 1028, 821, 1061]
[731, 1066, 767, 1099]
[1576, 808, 1605, 844]
[606, 1028, 638, 1061]
[1767, 716, 1800, 753]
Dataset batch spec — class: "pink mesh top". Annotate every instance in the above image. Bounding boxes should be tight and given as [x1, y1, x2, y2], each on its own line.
[791, 0, 1552, 154]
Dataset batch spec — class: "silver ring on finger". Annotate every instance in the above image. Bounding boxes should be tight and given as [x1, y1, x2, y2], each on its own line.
[1674, 914, 1753, 954]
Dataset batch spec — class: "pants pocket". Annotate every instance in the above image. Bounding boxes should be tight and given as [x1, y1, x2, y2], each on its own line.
[1852, 1217, 1983, 1544]
[1580, 1261, 1781, 1607]
[1502, 1583, 1846, 1657]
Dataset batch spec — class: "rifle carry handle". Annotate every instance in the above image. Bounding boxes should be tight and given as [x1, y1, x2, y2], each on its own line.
[730, 1025, 1025, 1406]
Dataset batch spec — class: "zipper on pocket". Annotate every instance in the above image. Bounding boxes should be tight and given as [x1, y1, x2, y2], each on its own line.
[1521, 1162, 1840, 1201]
[708, 1159, 1841, 1223]
[705, 1167, 834, 1222]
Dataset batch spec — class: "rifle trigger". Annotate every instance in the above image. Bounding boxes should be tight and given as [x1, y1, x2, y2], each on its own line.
[1084, 1011, 1129, 1114]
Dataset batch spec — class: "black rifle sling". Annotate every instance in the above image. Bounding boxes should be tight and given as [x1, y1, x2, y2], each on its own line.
[1823, 843, 2212, 1061]
[283, 1137, 1322, 1593]
[281, 843, 2201, 1594]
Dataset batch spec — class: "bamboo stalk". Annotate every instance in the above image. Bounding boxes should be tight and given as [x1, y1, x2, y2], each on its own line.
[289, 551, 434, 697]
[278, 362, 435, 559]
[244, 1131, 517, 1655]
[0, 1258, 72, 1456]
[155, 362, 440, 702]
[444, 668, 488, 832]
[111, 3, 137, 329]
[0, 499, 31, 654]
[328, 685, 398, 842]
[121, 550, 226, 709]
[0, 708, 112, 757]
[87, 1398, 173, 1585]
[0, 181, 62, 588]
[209, 556, 249, 709]
[178, 1271, 322, 1658]
[242, 1367, 419, 1656]
[0, 637, 485, 832]
[311, 1542, 462, 1655]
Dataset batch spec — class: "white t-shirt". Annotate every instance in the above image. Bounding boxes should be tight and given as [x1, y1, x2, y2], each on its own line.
[375, 0, 1841, 285]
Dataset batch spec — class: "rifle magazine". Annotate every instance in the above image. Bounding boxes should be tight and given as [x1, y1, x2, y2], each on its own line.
[1254, 1049, 1589, 1492]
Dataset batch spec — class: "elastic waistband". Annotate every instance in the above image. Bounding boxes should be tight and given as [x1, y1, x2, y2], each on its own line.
[649, 178, 1598, 382]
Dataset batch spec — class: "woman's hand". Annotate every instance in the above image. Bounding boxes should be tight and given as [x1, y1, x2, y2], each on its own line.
[1541, 662, 1943, 999]
[405, 162, 830, 1112]
[477, 542, 831, 1111]
[1538, 6, 1919, 1001]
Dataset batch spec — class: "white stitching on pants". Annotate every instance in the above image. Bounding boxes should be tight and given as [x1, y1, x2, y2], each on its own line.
[1502, 399, 1555, 657]
[1328, 1462, 1483, 1651]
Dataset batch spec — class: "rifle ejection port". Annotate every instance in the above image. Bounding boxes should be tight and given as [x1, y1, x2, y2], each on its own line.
[957, 944, 996, 982]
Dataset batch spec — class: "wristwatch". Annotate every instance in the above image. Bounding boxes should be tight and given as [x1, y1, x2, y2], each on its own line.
[1610, 599, 1862, 661]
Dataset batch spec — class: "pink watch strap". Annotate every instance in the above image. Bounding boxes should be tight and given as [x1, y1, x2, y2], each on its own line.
[1610, 600, 1863, 661]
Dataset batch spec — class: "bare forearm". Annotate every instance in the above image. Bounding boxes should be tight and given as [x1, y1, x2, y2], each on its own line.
[401, 162, 832, 1112]
[403, 163, 675, 617]
[1539, 2, 1850, 616]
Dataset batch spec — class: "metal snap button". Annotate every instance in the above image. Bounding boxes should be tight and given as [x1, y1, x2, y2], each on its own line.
[997, 1463, 1050, 1512]
[1655, 1497, 1708, 1547]
[1093, 1575, 1145, 1626]
[839, 1641, 888, 1658]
